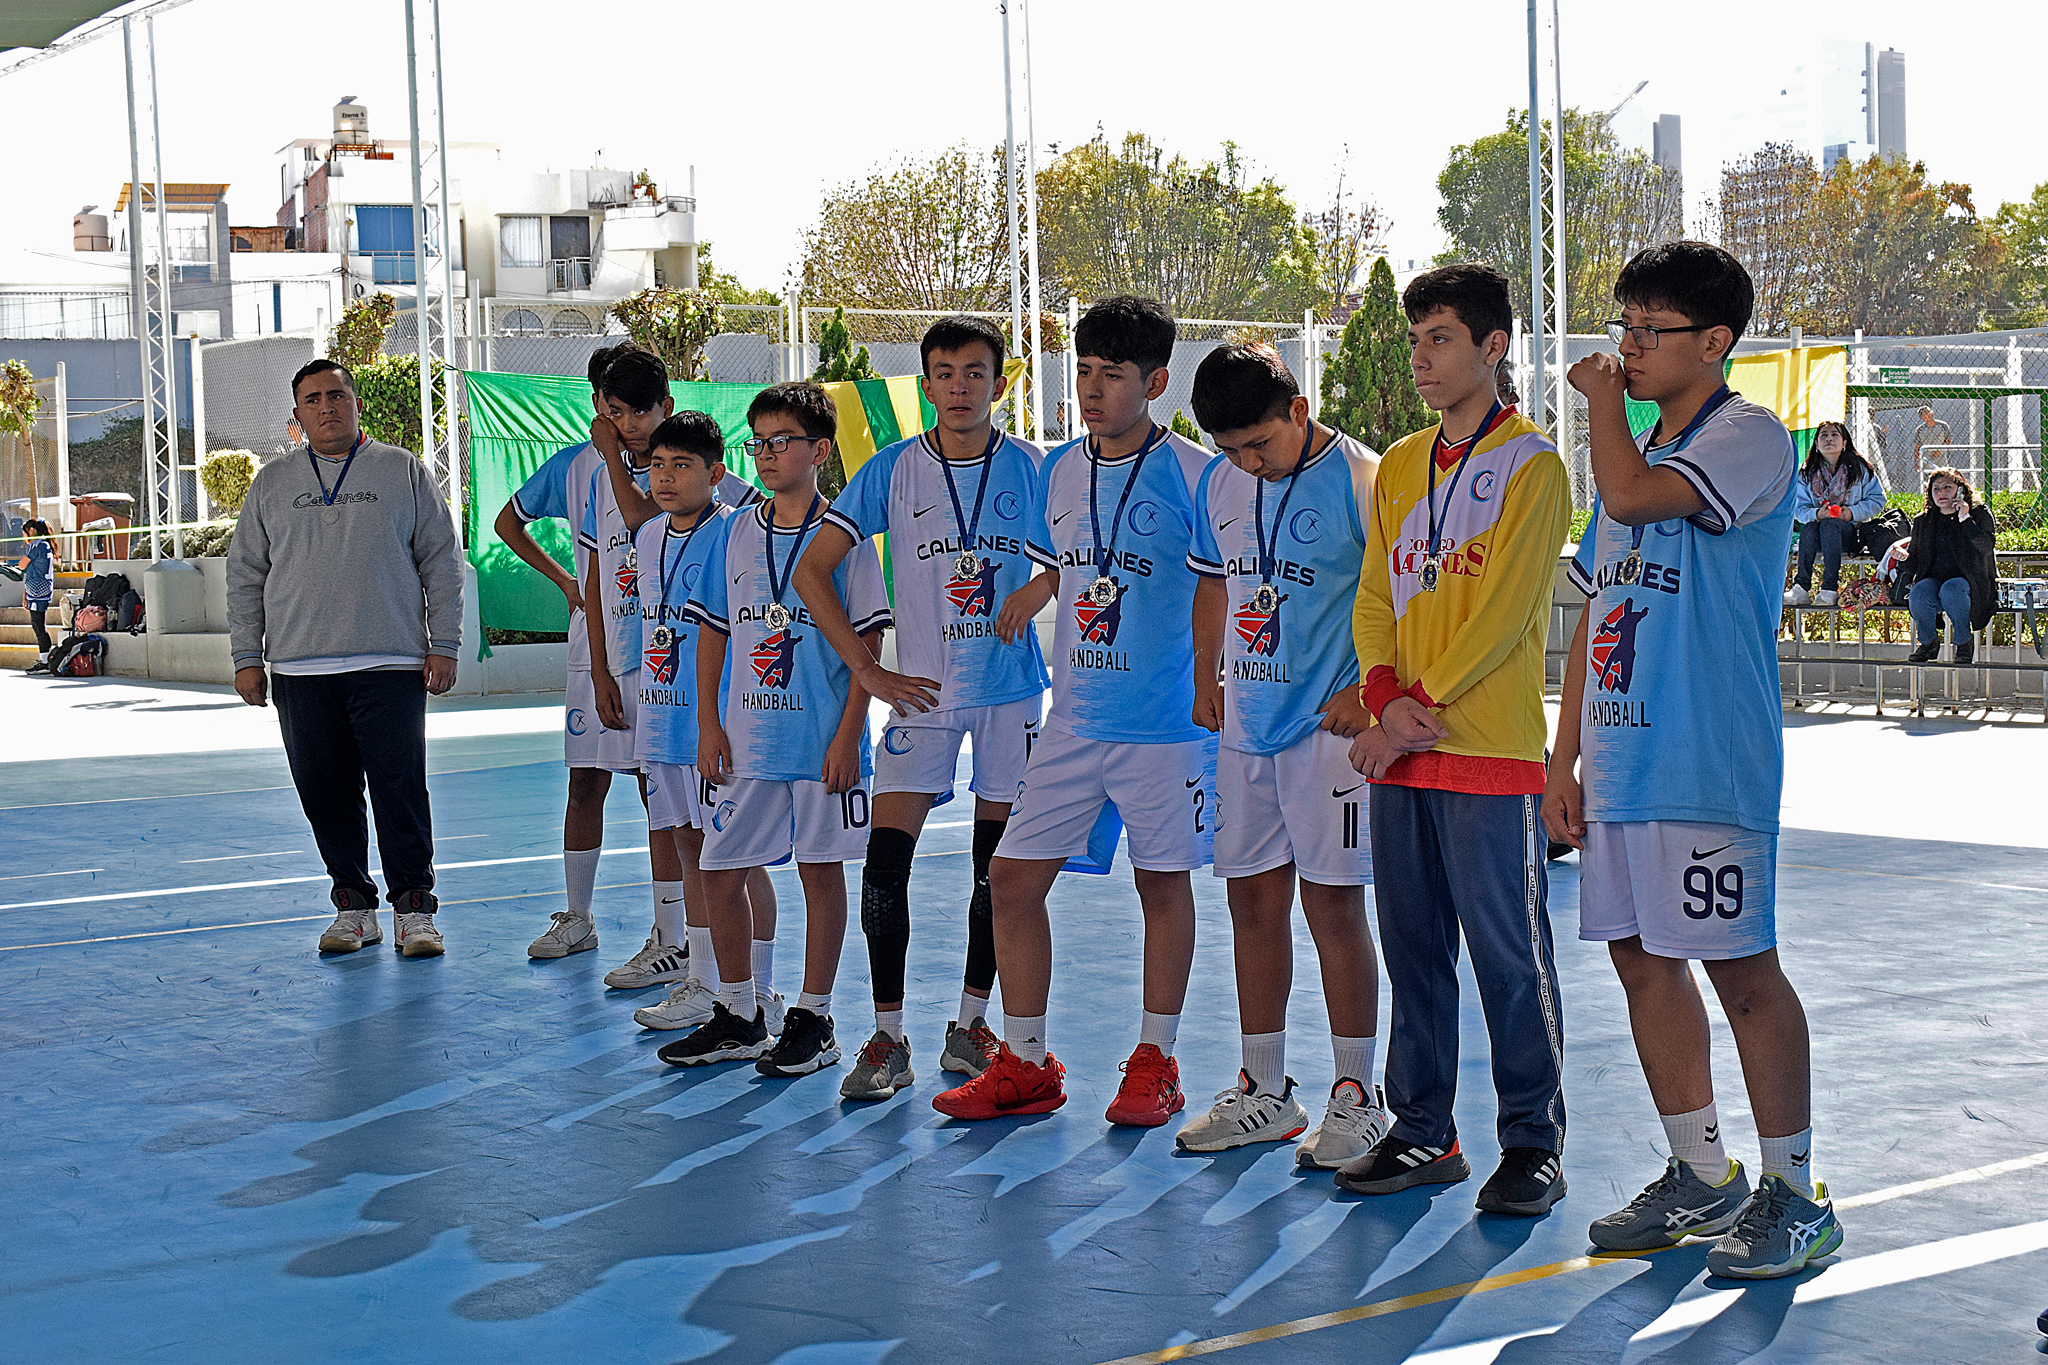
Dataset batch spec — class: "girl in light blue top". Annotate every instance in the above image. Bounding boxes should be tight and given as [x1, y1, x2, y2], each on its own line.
[1786, 421, 1885, 606]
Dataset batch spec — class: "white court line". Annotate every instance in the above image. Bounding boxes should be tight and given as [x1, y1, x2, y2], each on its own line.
[0, 867, 103, 882]
[179, 850, 302, 864]
[1835, 1148, 2048, 1210]
[0, 758, 561, 813]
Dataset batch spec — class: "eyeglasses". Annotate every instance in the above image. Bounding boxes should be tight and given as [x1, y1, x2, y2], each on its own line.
[1605, 320, 1714, 350]
[743, 433, 824, 457]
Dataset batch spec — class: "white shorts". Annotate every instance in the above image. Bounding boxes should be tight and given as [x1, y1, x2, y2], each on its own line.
[1578, 820, 1779, 960]
[698, 774, 873, 870]
[997, 724, 1215, 873]
[874, 696, 1042, 801]
[1214, 730, 1373, 885]
[563, 669, 640, 773]
[644, 761, 712, 832]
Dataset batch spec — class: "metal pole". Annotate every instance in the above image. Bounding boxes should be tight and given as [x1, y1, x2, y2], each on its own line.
[404, 0, 435, 475]
[190, 333, 209, 520]
[468, 278, 483, 372]
[1548, 0, 1568, 455]
[1526, 0, 1545, 430]
[1066, 294, 1080, 439]
[53, 361, 70, 534]
[1001, 1, 1023, 437]
[1021, 0, 1043, 441]
[148, 16, 182, 559]
[1303, 308, 1318, 416]
[123, 18, 161, 562]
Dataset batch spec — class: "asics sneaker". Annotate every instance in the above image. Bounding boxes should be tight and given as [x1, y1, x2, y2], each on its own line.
[757, 1007, 840, 1077]
[317, 886, 381, 954]
[1590, 1158, 1751, 1251]
[634, 978, 718, 1031]
[932, 1045, 1067, 1119]
[657, 1003, 771, 1067]
[1476, 1146, 1567, 1216]
[1105, 1043, 1184, 1127]
[527, 911, 598, 960]
[940, 1016, 1001, 1076]
[1706, 1173, 1842, 1279]
[1175, 1072, 1309, 1152]
[1335, 1136, 1471, 1195]
[604, 934, 689, 989]
[840, 1030, 915, 1100]
[392, 891, 443, 958]
[1296, 1079, 1392, 1170]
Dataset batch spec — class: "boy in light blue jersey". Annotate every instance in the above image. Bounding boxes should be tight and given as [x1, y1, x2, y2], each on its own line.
[934, 296, 1218, 1128]
[1552, 241, 1838, 1279]
[668, 382, 892, 1077]
[793, 314, 1050, 1100]
[1173, 343, 1392, 1170]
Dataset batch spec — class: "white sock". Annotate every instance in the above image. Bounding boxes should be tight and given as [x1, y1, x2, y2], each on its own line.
[685, 925, 714, 986]
[652, 880, 686, 946]
[1240, 1030, 1285, 1095]
[1331, 1034, 1377, 1089]
[876, 1008, 905, 1040]
[717, 976, 754, 1018]
[1661, 1102, 1730, 1179]
[1139, 1010, 1180, 1058]
[563, 847, 602, 919]
[752, 939, 775, 995]
[797, 990, 831, 1016]
[1759, 1128, 1814, 1195]
[1006, 1011, 1048, 1066]
[957, 988, 992, 1028]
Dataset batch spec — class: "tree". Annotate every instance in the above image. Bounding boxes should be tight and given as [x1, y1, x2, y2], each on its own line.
[1320, 257, 1430, 451]
[353, 353, 443, 454]
[609, 287, 722, 380]
[0, 359, 42, 518]
[812, 306, 880, 382]
[328, 294, 396, 368]
[696, 240, 780, 307]
[1805, 156, 1996, 335]
[1036, 133, 1319, 318]
[799, 144, 1012, 312]
[1987, 183, 2048, 328]
[1436, 109, 1682, 329]
[1302, 161, 1390, 316]
[1710, 143, 1822, 335]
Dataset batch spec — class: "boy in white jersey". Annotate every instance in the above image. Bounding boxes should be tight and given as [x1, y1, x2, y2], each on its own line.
[1553, 241, 1838, 1278]
[1174, 344, 1392, 1168]
[793, 315, 1050, 1100]
[666, 382, 892, 1075]
[933, 296, 1217, 1127]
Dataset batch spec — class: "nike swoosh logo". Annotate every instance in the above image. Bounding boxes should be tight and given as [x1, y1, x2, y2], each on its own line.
[733, 571, 748, 583]
[1052, 510, 1074, 525]
[1332, 783, 1363, 798]
[913, 504, 939, 517]
[1218, 516, 1239, 531]
[1185, 777, 1202, 788]
[659, 897, 683, 904]
[1690, 843, 1734, 861]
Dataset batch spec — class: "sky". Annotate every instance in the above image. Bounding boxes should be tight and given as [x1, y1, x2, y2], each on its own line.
[1, 0, 2041, 299]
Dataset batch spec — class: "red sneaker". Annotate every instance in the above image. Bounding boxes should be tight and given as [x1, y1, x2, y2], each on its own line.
[932, 1044, 1068, 1120]
[1104, 1043, 1184, 1127]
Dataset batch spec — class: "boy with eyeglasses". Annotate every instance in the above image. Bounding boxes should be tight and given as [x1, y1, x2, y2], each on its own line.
[1553, 241, 1835, 1279]
[663, 382, 891, 1074]
[792, 315, 1049, 1100]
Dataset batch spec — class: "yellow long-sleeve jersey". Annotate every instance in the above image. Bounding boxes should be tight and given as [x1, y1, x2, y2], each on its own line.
[1351, 408, 1570, 794]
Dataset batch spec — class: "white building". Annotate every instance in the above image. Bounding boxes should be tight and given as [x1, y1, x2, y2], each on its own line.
[1723, 40, 1907, 176]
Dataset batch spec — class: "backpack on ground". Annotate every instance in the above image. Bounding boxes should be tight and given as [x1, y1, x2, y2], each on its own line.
[73, 604, 107, 632]
[49, 633, 104, 678]
[82, 573, 129, 610]
[116, 588, 145, 633]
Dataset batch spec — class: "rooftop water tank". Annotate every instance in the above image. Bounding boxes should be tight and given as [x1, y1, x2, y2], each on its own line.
[333, 97, 369, 145]
[73, 209, 111, 251]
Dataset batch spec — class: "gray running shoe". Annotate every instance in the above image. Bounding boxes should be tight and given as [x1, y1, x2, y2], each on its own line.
[1591, 1158, 1750, 1250]
[528, 911, 598, 959]
[940, 1016, 1001, 1076]
[1175, 1073, 1309, 1153]
[604, 934, 688, 988]
[1706, 1173, 1842, 1279]
[840, 1029, 915, 1100]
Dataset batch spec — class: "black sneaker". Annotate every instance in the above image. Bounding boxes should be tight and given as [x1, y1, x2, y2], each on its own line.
[658, 1003, 771, 1067]
[1954, 640, 1975, 665]
[756, 1006, 841, 1077]
[1334, 1136, 1471, 1194]
[1907, 642, 1939, 663]
[1476, 1145, 1568, 1215]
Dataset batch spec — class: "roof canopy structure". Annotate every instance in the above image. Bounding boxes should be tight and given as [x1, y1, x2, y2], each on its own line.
[1, 1, 136, 52]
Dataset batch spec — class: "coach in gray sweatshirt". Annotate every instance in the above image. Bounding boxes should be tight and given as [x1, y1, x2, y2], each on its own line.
[227, 357, 463, 960]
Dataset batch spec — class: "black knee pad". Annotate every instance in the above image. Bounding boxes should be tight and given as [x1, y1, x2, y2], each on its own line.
[971, 819, 1005, 886]
[859, 826, 917, 938]
[964, 819, 1005, 991]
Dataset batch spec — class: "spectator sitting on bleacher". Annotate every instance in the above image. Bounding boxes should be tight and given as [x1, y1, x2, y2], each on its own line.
[1785, 421, 1885, 607]
[1899, 467, 1996, 665]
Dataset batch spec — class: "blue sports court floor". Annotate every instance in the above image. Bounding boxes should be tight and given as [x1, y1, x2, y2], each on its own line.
[2, 675, 2045, 1363]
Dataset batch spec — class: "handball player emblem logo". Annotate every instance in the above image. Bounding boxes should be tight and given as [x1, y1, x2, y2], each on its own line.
[711, 800, 736, 832]
[994, 490, 1022, 520]
[566, 708, 589, 735]
[884, 726, 915, 755]
[644, 632, 678, 685]
[947, 557, 1001, 617]
[749, 628, 803, 688]
[1233, 592, 1286, 657]
[1589, 597, 1650, 693]
[614, 559, 639, 600]
[1072, 578, 1126, 645]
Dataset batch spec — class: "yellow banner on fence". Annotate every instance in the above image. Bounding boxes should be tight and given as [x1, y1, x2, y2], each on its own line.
[1727, 345, 1847, 433]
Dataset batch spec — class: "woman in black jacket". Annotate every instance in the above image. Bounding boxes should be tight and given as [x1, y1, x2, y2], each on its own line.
[1899, 467, 1997, 664]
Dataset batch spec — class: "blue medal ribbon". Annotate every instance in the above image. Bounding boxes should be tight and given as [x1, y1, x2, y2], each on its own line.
[762, 494, 822, 616]
[934, 427, 1003, 566]
[307, 432, 366, 506]
[1253, 423, 1317, 592]
[1088, 424, 1165, 575]
[1424, 400, 1502, 584]
[653, 503, 717, 626]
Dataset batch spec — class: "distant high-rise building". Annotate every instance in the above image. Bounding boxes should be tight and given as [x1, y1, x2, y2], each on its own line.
[1653, 115, 1682, 176]
[1731, 40, 1905, 174]
[1876, 47, 1908, 159]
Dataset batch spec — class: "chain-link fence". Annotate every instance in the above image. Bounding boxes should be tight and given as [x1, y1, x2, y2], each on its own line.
[197, 334, 317, 460]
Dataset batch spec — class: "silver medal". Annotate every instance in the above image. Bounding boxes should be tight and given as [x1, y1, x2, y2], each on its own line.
[1087, 576, 1119, 607]
[1251, 583, 1280, 614]
[322, 509, 339, 525]
[763, 602, 792, 631]
[623, 546, 638, 572]
[1419, 557, 1441, 593]
[954, 550, 982, 579]
[651, 624, 675, 650]
[1619, 551, 1643, 585]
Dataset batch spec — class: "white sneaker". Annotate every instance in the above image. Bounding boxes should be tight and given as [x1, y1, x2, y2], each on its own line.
[634, 978, 719, 1031]
[318, 908, 381, 954]
[1815, 589, 1839, 607]
[394, 912, 444, 958]
[528, 911, 598, 959]
[1296, 1078, 1393, 1170]
[757, 990, 787, 1037]
[1783, 586, 1811, 606]
[1174, 1073, 1310, 1152]
[604, 934, 689, 989]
